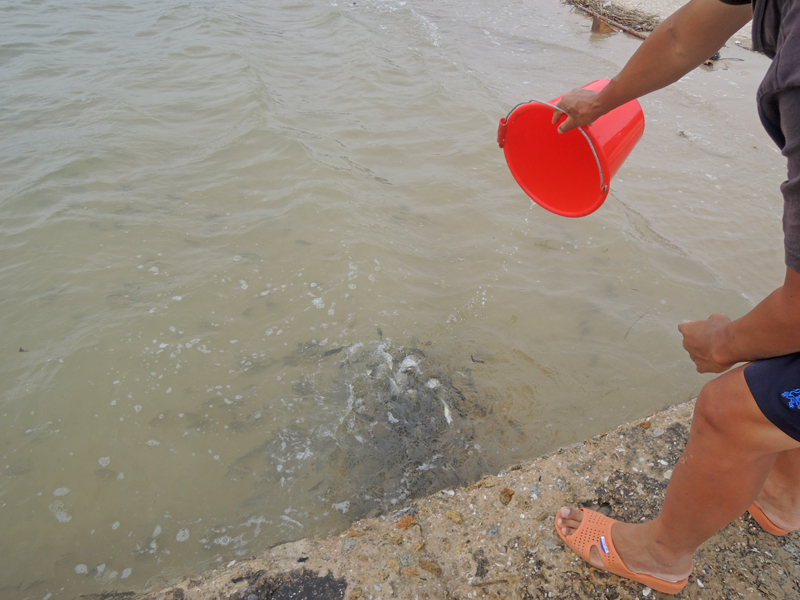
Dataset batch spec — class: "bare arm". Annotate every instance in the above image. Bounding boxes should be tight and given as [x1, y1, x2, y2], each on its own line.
[679, 268, 800, 373]
[553, 0, 752, 132]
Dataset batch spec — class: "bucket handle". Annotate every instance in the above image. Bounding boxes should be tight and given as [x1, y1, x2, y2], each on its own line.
[500, 99, 607, 194]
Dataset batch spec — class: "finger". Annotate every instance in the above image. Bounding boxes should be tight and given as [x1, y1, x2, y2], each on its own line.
[557, 116, 576, 134]
[551, 105, 567, 126]
[677, 320, 691, 333]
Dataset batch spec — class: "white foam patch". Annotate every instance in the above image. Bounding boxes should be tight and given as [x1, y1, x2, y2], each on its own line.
[176, 528, 190, 542]
[121, 568, 132, 579]
[98, 457, 110, 467]
[53, 488, 70, 497]
[49, 501, 72, 523]
[74, 564, 88, 574]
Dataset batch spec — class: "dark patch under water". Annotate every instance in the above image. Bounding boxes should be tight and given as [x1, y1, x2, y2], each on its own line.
[230, 339, 520, 522]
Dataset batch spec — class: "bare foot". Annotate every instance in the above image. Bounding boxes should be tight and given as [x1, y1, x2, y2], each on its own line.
[556, 507, 693, 583]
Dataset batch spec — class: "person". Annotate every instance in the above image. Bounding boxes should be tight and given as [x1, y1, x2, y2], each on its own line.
[550, 0, 800, 594]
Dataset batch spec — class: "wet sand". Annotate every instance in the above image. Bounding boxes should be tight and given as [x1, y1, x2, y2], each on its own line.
[129, 400, 800, 600]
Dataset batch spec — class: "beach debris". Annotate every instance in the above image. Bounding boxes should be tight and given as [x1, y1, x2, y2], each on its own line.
[348, 529, 366, 538]
[565, 0, 659, 39]
[500, 488, 515, 505]
[419, 557, 442, 577]
[385, 531, 403, 545]
[446, 510, 465, 524]
[396, 515, 415, 530]
[591, 16, 615, 33]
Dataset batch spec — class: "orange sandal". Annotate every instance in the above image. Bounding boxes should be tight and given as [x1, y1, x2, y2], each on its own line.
[555, 508, 689, 595]
[748, 503, 792, 536]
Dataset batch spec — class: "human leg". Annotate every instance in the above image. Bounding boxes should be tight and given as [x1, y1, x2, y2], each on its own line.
[752, 447, 800, 532]
[556, 365, 800, 586]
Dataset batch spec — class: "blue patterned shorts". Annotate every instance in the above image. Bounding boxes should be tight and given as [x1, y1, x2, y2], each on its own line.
[744, 352, 800, 442]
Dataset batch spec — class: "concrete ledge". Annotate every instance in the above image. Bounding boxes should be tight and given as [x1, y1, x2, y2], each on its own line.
[128, 400, 800, 600]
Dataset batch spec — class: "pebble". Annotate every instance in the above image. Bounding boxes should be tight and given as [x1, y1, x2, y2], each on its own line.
[385, 531, 403, 545]
[342, 539, 356, 553]
[419, 558, 442, 577]
[446, 510, 465, 524]
[396, 515, 415, 530]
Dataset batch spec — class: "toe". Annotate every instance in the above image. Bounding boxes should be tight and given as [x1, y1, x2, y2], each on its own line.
[556, 506, 584, 536]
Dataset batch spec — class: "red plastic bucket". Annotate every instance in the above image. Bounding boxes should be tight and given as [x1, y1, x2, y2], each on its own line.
[497, 79, 644, 217]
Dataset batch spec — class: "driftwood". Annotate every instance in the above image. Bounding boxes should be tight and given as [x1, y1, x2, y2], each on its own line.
[565, 0, 661, 39]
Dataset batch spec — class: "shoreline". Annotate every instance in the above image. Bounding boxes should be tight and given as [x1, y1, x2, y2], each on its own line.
[130, 400, 799, 600]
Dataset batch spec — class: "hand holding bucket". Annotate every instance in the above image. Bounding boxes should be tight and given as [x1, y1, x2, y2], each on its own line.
[497, 80, 644, 218]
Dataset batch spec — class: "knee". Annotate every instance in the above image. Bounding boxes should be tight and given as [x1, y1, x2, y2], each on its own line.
[692, 369, 756, 439]
[693, 375, 738, 437]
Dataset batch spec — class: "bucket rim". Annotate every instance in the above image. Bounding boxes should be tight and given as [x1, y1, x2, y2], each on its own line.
[501, 99, 610, 218]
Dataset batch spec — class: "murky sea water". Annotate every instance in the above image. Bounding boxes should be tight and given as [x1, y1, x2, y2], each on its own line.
[0, 0, 784, 597]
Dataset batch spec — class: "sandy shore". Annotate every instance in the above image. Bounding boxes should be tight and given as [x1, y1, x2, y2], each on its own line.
[128, 400, 800, 600]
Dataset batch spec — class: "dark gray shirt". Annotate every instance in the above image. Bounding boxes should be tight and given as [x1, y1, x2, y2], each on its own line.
[721, 0, 800, 272]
